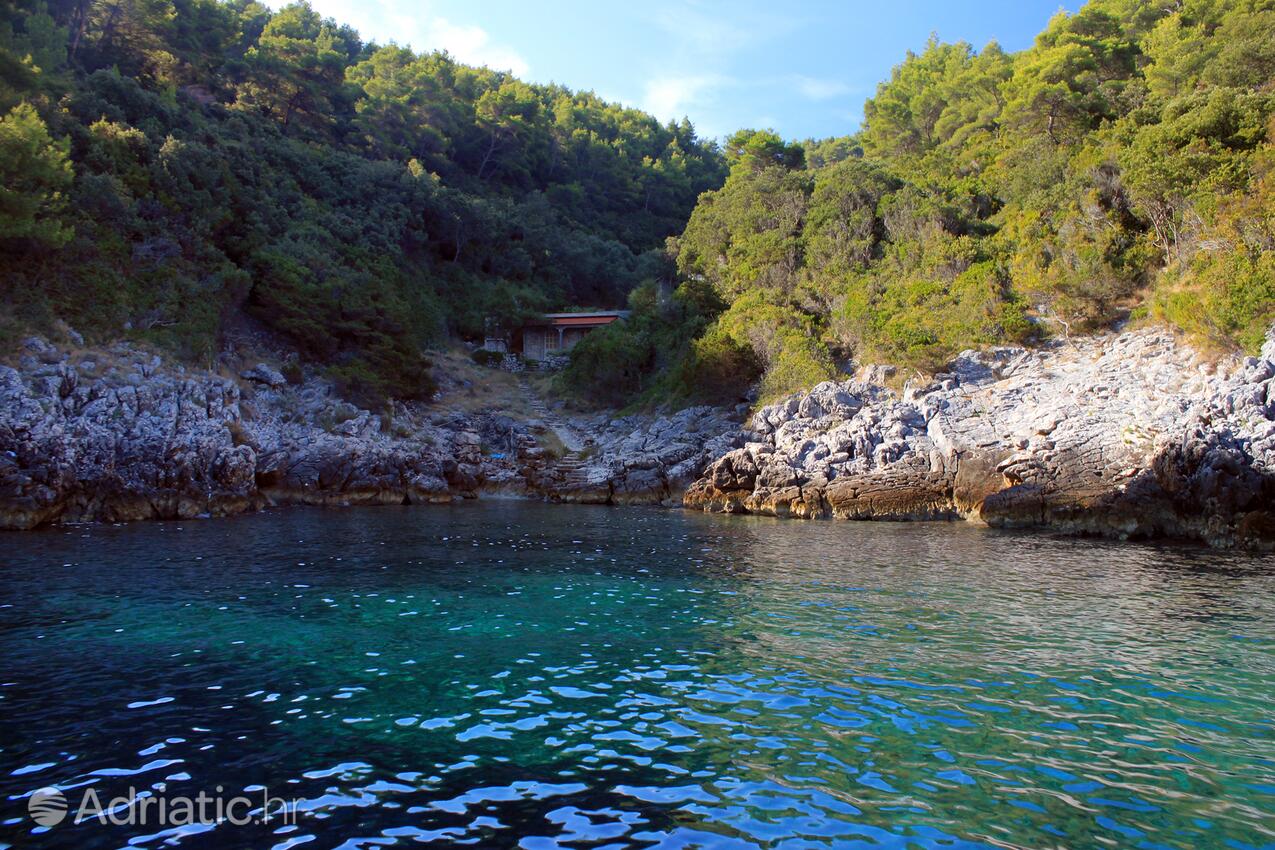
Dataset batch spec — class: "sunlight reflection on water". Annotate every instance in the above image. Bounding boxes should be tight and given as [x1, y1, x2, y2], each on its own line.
[1, 502, 1273, 849]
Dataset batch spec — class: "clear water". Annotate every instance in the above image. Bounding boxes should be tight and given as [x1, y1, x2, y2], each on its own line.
[2, 503, 1273, 849]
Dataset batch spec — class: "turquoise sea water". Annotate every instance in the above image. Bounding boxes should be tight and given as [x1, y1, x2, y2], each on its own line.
[1, 502, 1273, 849]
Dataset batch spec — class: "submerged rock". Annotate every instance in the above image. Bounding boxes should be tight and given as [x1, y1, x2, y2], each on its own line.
[686, 325, 1275, 550]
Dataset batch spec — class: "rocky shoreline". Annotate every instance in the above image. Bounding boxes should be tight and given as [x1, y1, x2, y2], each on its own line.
[685, 326, 1275, 550]
[0, 338, 744, 530]
[5, 326, 1274, 550]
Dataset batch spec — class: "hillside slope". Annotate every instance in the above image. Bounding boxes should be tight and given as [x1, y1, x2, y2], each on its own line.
[562, 0, 1274, 408]
[0, 1, 725, 401]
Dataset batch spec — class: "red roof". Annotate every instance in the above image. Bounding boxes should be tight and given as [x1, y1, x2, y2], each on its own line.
[548, 315, 621, 328]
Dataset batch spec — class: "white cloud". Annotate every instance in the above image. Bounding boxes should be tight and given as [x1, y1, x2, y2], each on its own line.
[641, 74, 728, 123]
[425, 16, 530, 76]
[639, 4, 807, 141]
[791, 74, 850, 101]
[270, 0, 530, 75]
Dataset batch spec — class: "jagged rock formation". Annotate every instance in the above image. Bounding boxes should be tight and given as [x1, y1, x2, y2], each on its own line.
[538, 409, 744, 506]
[515, 375, 744, 506]
[0, 339, 743, 529]
[686, 326, 1275, 549]
[8, 327, 1273, 549]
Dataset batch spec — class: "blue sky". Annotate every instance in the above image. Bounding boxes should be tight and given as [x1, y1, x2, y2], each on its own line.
[276, 0, 1082, 142]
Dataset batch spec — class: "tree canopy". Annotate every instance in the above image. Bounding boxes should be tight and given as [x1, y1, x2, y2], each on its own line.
[2, 0, 1271, 410]
[564, 0, 1274, 407]
[0, 0, 726, 401]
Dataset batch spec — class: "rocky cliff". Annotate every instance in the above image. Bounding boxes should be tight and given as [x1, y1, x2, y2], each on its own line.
[0, 339, 743, 529]
[686, 326, 1275, 549]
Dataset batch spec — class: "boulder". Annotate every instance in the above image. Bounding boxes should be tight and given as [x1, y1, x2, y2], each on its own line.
[240, 363, 287, 388]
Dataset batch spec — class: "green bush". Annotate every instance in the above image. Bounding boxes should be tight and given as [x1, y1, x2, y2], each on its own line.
[1152, 253, 1275, 355]
[714, 292, 837, 402]
[0, 102, 73, 248]
[669, 324, 761, 406]
[558, 322, 651, 406]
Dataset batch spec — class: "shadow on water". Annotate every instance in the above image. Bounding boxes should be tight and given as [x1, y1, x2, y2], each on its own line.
[1, 502, 1273, 849]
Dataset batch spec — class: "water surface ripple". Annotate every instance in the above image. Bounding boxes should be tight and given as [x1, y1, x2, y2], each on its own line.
[2, 503, 1273, 849]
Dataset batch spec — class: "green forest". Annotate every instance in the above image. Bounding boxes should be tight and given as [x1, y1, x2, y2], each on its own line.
[2, 0, 1273, 408]
[0, 0, 725, 400]
[566, 0, 1275, 405]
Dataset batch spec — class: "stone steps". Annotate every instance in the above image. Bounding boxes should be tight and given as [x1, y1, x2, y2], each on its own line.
[515, 377, 606, 492]
[517, 376, 591, 454]
[550, 450, 593, 488]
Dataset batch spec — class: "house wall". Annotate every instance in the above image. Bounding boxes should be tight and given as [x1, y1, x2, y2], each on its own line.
[519, 323, 609, 360]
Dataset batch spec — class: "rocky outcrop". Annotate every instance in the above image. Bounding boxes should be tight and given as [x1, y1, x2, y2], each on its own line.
[240, 362, 287, 388]
[11, 326, 1271, 547]
[0, 340, 743, 529]
[686, 326, 1275, 549]
[531, 408, 745, 506]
